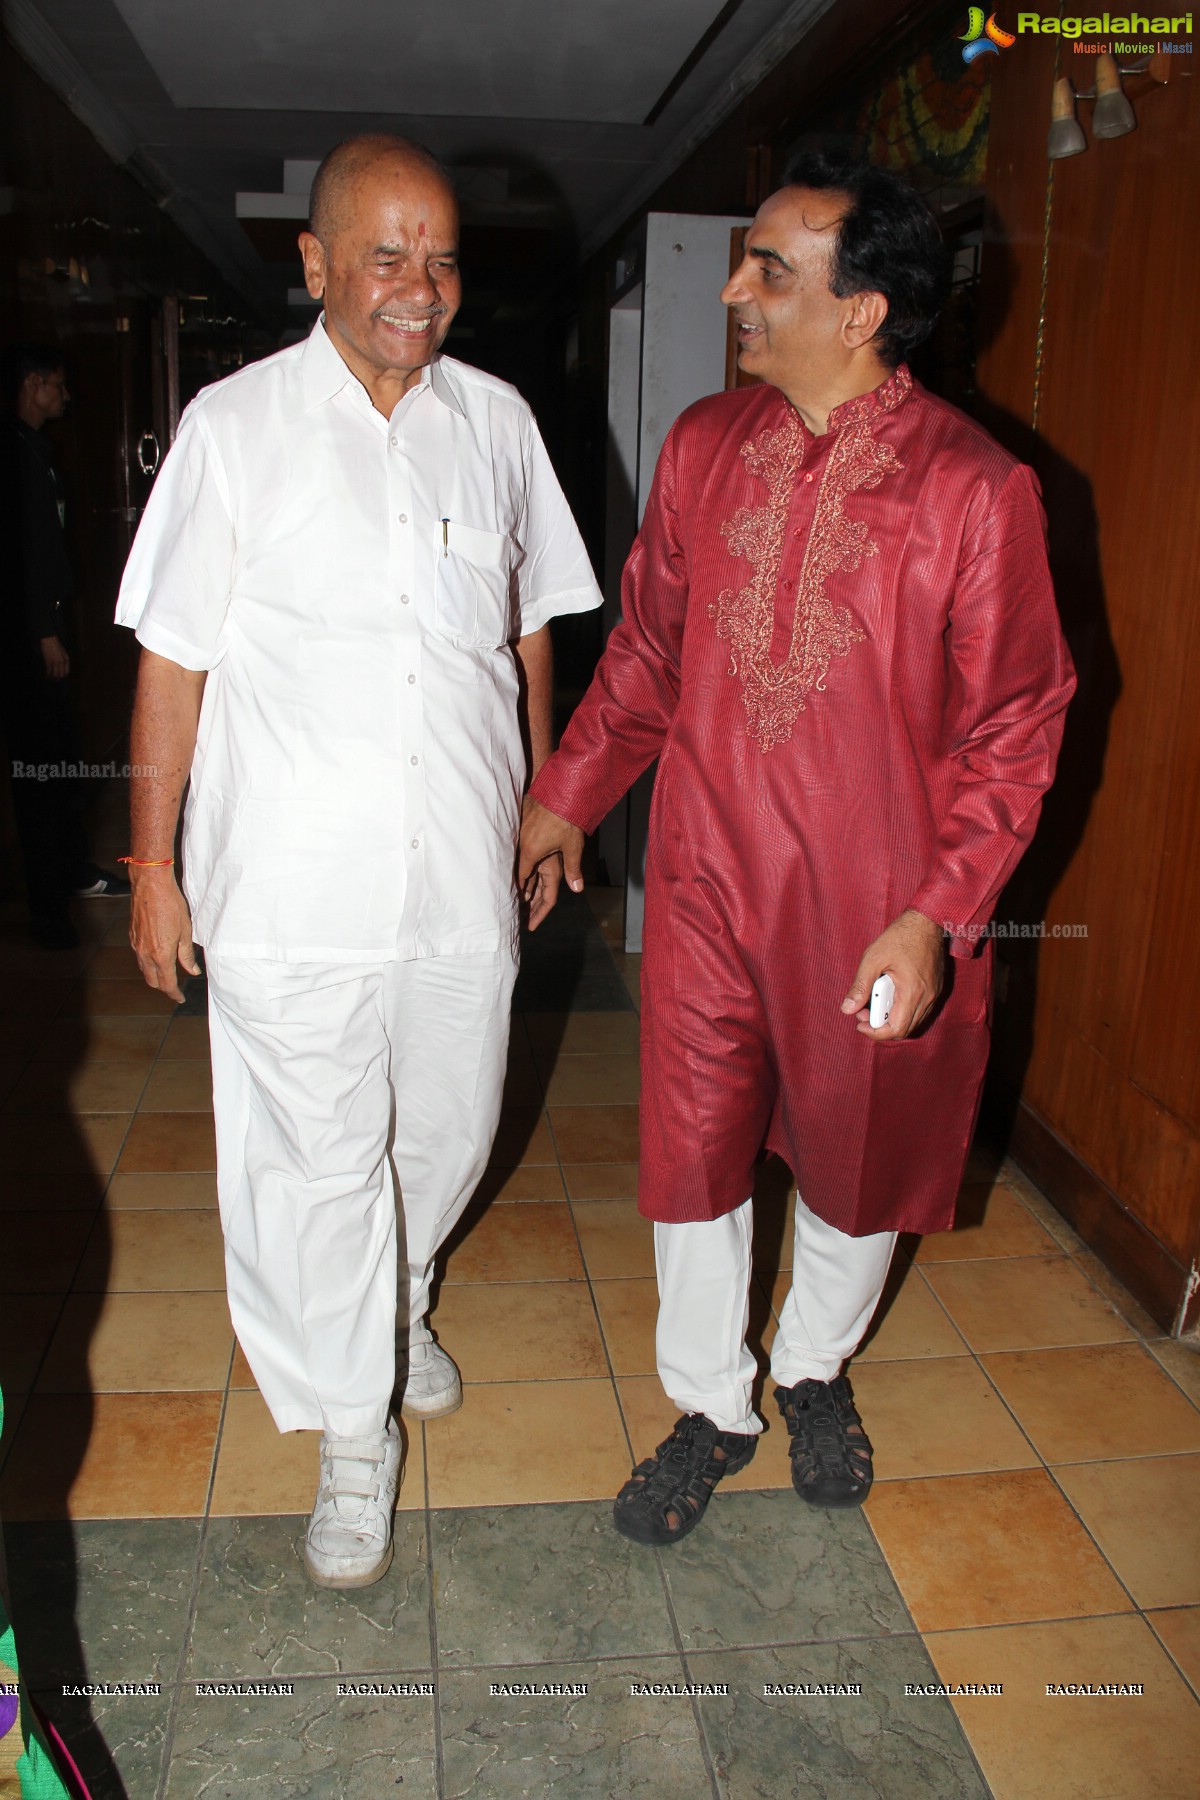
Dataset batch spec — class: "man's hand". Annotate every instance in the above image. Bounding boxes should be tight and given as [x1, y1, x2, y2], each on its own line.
[40, 635, 69, 680]
[519, 796, 585, 930]
[130, 868, 200, 1004]
[841, 908, 945, 1041]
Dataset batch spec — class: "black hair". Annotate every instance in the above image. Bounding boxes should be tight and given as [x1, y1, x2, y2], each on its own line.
[779, 147, 950, 367]
[5, 342, 66, 406]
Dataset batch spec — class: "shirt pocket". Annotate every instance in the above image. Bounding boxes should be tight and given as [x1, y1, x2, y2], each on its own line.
[433, 522, 513, 648]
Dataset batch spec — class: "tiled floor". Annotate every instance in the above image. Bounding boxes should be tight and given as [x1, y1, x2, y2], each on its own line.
[1, 801, 1198, 1797]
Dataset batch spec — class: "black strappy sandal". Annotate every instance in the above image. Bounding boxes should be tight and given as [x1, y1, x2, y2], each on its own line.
[774, 1375, 874, 1507]
[612, 1413, 758, 1545]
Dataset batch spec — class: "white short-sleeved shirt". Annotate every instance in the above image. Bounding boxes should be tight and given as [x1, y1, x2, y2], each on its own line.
[116, 319, 602, 961]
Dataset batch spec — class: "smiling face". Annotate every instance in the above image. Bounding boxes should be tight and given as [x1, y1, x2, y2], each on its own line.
[299, 154, 461, 406]
[721, 185, 886, 421]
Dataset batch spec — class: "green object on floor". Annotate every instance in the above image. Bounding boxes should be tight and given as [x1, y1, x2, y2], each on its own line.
[0, 1387, 73, 1800]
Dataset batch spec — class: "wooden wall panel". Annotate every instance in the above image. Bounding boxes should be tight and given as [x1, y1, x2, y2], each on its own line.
[979, 45, 1200, 1325]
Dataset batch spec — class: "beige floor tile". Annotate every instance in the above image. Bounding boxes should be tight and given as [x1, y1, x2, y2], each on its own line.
[615, 1376, 793, 1493]
[525, 1011, 641, 1060]
[852, 1358, 1037, 1481]
[0, 1294, 64, 1391]
[926, 1614, 1200, 1800]
[561, 1163, 639, 1201]
[1148, 1337, 1200, 1409]
[865, 1468, 1131, 1631]
[1073, 1249, 1165, 1340]
[1002, 1163, 1086, 1254]
[591, 1277, 659, 1377]
[105, 1172, 218, 1209]
[548, 1104, 639, 1164]
[583, 886, 625, 945]
[139, 1060, 215, 1112]
[75, 1208, 226, 1292]
[489, 1107, 556, 1167]
[1055, 1454, 1200, 1608]
[39, 1291, 233, 1392]
[0, 1115, 129, 1178]
[501, 1059, 543, 1105]
[854, 1265, 968, 1362]
[158, 1016, 212, 1059]
[0, 1213, 95, 1292]
[982, 1343, 1200, 1463]
[571, 1199, 655, 1280]
[543, 1054, 641, 1107]
[0, 1018, 52, 1059]
[0, 1175, 101, 1213]
[116, 1112, 216, 1172]
[230, 1342, 254, 1388]
[86, 945, 144, 979]
[61, 978, 176, 1018]
[1147, 1606, 1200, 1697]
[924, 1256, 1135, 1352]
[429, 1280, 607, 1381]
[474, 1163, 567, 1203]
[33, 1015, 169, 1064]
[913, 1183, 1059, 1262]
[0, 1391, 221, 1519]
[441, 1201, 583, 1284]
[209, 1389, 424, 1515]
[7, 1061, 149, 1114]
[424, 1378, 629, 1506]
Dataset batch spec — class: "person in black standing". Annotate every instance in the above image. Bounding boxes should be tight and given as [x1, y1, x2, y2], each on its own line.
[2, 343, 128, 949]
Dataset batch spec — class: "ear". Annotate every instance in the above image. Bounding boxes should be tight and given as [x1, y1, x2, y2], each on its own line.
[842, 289, 888, 351]
[297, 230, 327, 301]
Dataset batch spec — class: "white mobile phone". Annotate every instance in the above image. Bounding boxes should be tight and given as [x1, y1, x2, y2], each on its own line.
[869, 974, 895, 1029]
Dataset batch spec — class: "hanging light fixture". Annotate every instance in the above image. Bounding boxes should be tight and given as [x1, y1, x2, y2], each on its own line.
[1048, 78, 1086, 160]
[1092, 53, 1137, 139]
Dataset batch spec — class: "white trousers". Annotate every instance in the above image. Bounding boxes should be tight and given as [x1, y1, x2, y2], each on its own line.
[207, 948, 516, 1438]
[654, 1193, 897, 1434]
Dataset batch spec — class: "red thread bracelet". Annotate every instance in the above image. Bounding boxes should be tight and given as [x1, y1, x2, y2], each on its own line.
[117, 857, 174, 867]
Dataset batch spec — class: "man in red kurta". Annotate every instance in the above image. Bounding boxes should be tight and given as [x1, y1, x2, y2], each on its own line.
[520, 151, 1075, 1546]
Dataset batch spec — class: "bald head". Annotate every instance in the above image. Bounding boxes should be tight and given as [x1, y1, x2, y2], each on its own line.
[308, 134, 452, 244]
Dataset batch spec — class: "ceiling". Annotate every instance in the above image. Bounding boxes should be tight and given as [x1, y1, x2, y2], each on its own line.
[6, 0, 838, 323]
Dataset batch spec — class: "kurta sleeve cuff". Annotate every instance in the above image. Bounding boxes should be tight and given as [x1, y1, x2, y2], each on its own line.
[131, 618, 216, 674]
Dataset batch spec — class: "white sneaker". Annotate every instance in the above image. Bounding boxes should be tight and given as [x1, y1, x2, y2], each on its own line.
[398, 1338, 462, 1420]
[304, 1418, 402, 1589]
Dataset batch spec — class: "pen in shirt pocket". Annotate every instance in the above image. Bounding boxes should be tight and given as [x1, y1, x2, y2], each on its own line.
[441, 516, 449, 557]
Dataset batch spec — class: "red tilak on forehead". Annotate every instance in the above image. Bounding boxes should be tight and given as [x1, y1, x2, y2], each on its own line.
[418, 221, 426, 237]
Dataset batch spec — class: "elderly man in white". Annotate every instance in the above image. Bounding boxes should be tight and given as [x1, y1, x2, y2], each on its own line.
[116, 135, 601, 1588]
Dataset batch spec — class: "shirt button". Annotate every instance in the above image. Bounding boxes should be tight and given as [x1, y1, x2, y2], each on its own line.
[390, 435, 398, 446]
[410, 754, 419, 766]
[411, 838, 420, 850]
[804, 473, 814, 483]
[398, 512, 408, 524]
[407, 673, 416, 684]
[400, 593, 410, 604]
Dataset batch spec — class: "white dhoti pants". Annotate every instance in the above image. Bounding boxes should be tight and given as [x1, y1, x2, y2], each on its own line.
[654, 1193, 897, 1435]
[206, 948, 517, 1438]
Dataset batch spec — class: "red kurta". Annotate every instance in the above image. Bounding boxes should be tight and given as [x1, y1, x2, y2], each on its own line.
[531, 368, 1075, 1235]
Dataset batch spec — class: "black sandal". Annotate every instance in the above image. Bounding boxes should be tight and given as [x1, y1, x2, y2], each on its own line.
[774, 1376, 873, 1508]
[612, 1413, 757, 1546]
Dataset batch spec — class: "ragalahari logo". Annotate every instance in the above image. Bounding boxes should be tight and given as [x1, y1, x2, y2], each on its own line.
[960, 8, 1017, 59]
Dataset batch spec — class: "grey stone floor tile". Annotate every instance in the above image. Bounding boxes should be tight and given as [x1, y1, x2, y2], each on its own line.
[687, 1640, 989, 1800]
[165, 1681, 437, 1798]
[6, 1519, 201, 1683]
[185, 1515, 432, 1679]
[662, 1490, 910, 1653]
[514, 891, 634, 1014]
[32, 1687, 170, 1800]
[439, 1659, 711, 1799]
[433, 1503, 676, 1667]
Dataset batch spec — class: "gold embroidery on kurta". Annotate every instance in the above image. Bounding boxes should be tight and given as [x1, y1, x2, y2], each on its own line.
[711, 369, 910, 751]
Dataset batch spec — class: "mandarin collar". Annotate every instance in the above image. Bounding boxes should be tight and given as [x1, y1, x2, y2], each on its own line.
[824, 363, 913, 435]
[300, 316, 465, 418]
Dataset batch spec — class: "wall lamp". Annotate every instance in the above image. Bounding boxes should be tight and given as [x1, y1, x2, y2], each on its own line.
[1049, 53, 1141, 159]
